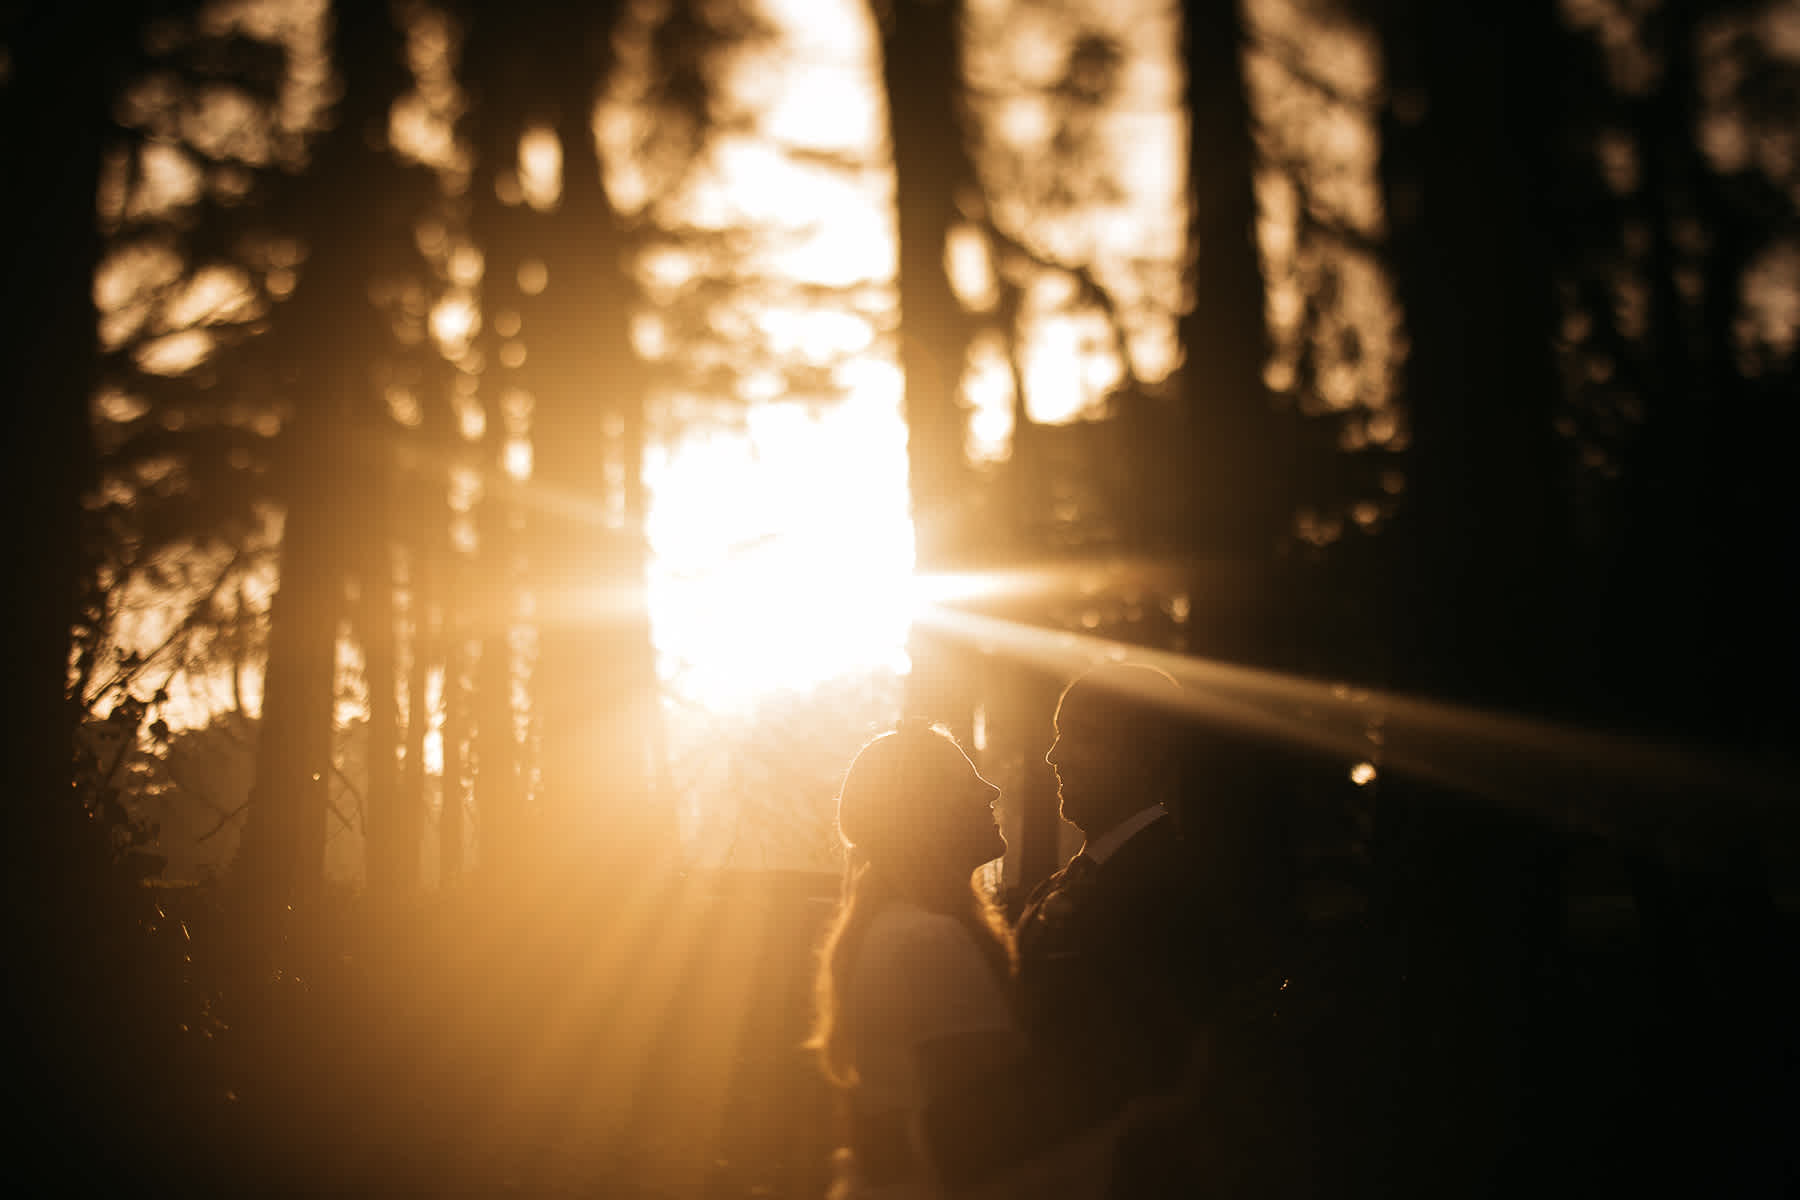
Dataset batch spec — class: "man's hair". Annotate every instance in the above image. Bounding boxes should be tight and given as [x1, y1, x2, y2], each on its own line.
[1055, 661, 1187, 758]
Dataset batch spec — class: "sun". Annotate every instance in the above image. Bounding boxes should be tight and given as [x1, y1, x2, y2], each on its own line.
[642, 386, 918, 713]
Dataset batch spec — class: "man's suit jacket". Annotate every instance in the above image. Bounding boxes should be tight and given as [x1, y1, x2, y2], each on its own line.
[1013, 811, 1310, 1197]
[1013, 812, 1203, 1114]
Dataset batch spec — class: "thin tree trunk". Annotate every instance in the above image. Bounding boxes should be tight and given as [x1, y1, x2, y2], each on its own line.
[1366, 3, 1567, 1188]
[473, 513, 520, 875]
[881, 0, 981, 569]
[397, 537, 437, 894]
[241, 454, 342, 904]
[360, 527, 402, 893]
[1372, 0, 1568, 714]
[1603, 0, 1796, 750]
[1179, 0, 1286, 566]
[2, 5, 133, 881]
[460, 0, 673, 868]
[460, 3, 532, 877]
[439, 628, 470, 885]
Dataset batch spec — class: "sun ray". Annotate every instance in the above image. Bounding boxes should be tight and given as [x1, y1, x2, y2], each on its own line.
[911, 587, 1790, 836]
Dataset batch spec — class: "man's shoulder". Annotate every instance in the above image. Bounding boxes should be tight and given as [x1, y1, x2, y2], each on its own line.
[1097, 812, 1187, 882]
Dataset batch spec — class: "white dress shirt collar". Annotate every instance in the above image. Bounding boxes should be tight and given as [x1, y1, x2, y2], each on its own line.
[1081, 802, 1168, 865]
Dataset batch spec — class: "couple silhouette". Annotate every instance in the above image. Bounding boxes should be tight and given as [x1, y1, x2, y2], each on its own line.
[809, 661, 1304, 1199]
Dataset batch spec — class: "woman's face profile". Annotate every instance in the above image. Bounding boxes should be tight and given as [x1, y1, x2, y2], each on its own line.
[928, 736, 1005, 870]
[842, 728, 1004, 873]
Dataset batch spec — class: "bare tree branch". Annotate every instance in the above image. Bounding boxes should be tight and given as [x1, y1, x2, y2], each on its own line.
[977, 213, 1142, 395]
[84, 543, 248, 709]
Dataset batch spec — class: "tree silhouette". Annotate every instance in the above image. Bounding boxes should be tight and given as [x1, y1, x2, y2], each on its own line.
[237, 1, 440, 906]
[881, 0, 984, 568]
[3, 6, 140, 869]
[1180, 0, 1285, 564]
[1369, 0, 1569, 715]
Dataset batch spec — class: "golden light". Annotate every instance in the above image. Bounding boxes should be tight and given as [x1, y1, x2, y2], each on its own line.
[385, 385, 423, 427]
[95, 387, 150, 423]
[644, 390, 916, 712]
[128, 142, 203, 218]
[135, 329, 215, 375]
[516, 258, 549, 296]
[961, 330, 1017, 465]
[945, 222, 999, 312]
[429, 290, 478, 354]
[454, 390, 486, 441]
[500, 387, 533, 432]
[503, 437, 533, 481]
[449, 244, 485, 287]
[518, 125, 563, 212]
[94, 241, 184, 314]
[162, 264, 261, 328]
[448, 463, 483, 513]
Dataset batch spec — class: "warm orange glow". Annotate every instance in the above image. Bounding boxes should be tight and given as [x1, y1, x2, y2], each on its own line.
[516, 258, 549, 295]
[910, 589, 1769, 819]
[429, 290, 478, 355]
[502, 437, 533, 481]
[644, 394, 916, 712]
[961, 330, 1017, 464]
[135, 329, 216, 375]
[619, 0, 917, 754]
[385, 385, 423, 427]
[1021, 307, 1116, 423]
[518, 125, 563, 211]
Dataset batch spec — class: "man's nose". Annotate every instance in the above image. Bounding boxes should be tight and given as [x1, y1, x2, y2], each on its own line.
[1045, 737, 1060, 766]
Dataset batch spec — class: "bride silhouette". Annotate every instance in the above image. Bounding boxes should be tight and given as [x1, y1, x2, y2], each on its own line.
[808, 720, 1119, 1199]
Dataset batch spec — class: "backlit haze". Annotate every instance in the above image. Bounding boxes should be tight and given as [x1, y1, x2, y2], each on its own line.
[83, 0, 1365, 877]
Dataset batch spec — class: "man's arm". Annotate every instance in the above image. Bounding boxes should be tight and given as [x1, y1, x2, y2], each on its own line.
[914, 1032, 1120, 1192]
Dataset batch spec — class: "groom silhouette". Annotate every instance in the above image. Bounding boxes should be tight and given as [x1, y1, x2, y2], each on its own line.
[1013, 662, 1201, 1122]
[1013, 660, 1306, 1197]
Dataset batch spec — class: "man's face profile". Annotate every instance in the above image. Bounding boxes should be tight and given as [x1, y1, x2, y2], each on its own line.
[1046, 695, 1120, 833]
[1045, 663, 1181, 836]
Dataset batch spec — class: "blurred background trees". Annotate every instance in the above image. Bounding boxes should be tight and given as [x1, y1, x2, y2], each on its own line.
[15, 0, 1793, 909]
[6, 0, 1798, 1193]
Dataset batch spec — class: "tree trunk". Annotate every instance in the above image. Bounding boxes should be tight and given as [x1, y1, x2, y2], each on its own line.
[881, 0, 981, 569]
[238, 0, 416, 906]
[462, 0, 674, 871]
[1372, 0, 1569, 715]
[473, 500, 521, 874]
[439, 634, 469, 885]
[1365, 3, 1568, 1187]
[1597, 0, 1798, 750]
[1178, 0, 1287, 566]
[240, 442, 342, 904]
[394, 534, 435, 894]
[359, 518, 402, 894]
[1, 5, 134, 881]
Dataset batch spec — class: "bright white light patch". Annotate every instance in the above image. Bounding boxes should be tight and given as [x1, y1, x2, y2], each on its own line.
[644, 391, 916, 713]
